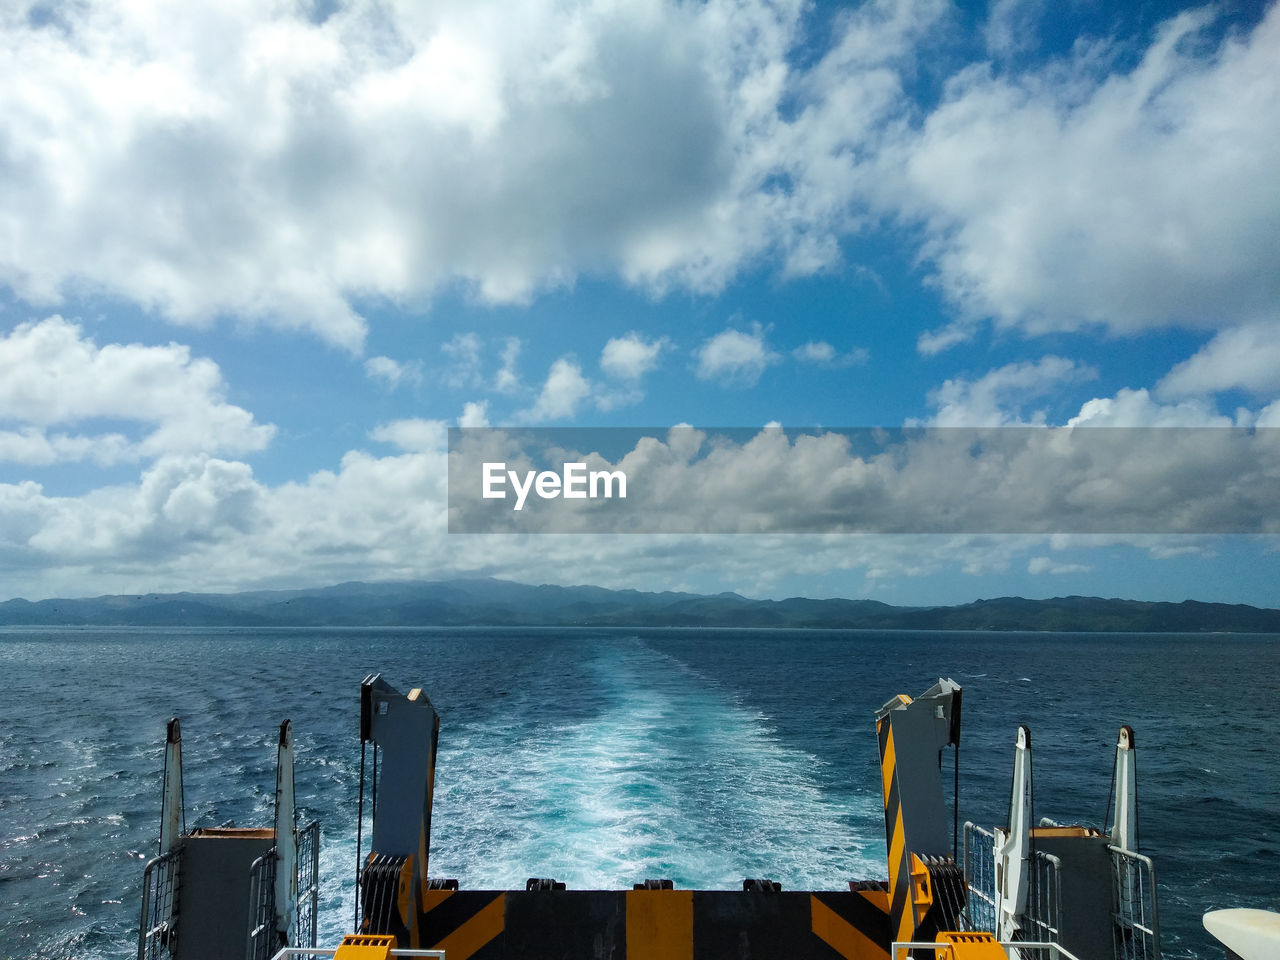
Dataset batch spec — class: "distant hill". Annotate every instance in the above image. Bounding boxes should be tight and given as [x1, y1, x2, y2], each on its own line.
[1, 579, 1277, 632]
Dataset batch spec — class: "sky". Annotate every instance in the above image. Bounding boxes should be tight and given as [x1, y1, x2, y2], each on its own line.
[0, 0, 1277, 605]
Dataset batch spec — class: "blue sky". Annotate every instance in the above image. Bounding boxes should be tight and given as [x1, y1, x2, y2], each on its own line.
[0, 0, 1277, 605]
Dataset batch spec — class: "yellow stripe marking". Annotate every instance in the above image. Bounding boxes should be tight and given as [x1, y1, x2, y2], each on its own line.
[888, 803, 910, 943]
[397, 857, 414, 947]
[856, 887, 890, 912]
[810, 895, 889, 960]
[887, 805, 904, 889]
[897, 904, 916, 946]
[419, 889, 454, 914]
[626, 889, 693, 960]
[431, 894, 504, 960]
[880, 728, 896, 805]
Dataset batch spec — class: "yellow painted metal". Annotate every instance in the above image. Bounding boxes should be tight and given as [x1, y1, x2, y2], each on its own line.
[880, 722, 896, 805]
[333, 933, 397, 959]
[397, 856, 414, 944]
[934, 931, 1008, 959]
[431, 893, 505, 960]
[420, 886, 454, 915]
[908, 852, 933, 929]
[810, 894, 890, 959]
[626, 888, 693, 960]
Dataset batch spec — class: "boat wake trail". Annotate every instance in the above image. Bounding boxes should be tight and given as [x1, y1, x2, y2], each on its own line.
[422, 637, 882, 891]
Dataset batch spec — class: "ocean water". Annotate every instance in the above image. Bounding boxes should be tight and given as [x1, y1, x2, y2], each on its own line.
[1, 627, 1277, 959]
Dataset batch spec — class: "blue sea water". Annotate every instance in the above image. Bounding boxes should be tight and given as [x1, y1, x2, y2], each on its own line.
[0, 627, 1277, 959]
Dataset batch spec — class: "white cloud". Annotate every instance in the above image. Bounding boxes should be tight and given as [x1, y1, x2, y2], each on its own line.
[917, 322, 978, 357]
[459, 401, 489, 428]
[883, 4, 1280, 346]
[0, 1, 1272, 353]
[919, 356, 1096, 426]
[441, 333, 484, 389]
[369, 419, 448, 453]
[600, 332, 664, 381]
[792, 340, 868, 367]
[985, 0, 1045, 59]
[1, 427, 1273, 601]
[1157, 321, 1280, 399]
[495, 338, 523, 395]
[1067, 388, 1233, 427]
[1028, 555, 1090, 575]
[0, 316, 274, 464]
[0, 437, 969, 599]
[364, 355, 423, 389]
[695, 325, 778, 386]
[522, 357, 592, 422]
[446, 424, 1280, 535]
[0, 0, 920, 346]
[10, 455, 266, 567]
[0, 427, 133, 468]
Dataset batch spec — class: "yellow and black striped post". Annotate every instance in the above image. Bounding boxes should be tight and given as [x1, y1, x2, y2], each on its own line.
[875, 680, 963, 945]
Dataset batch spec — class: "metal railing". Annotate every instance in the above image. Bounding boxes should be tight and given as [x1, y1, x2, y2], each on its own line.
[140, 821, 322, 960]
[296, 820, 321, 949]
[248, 821, 324, 960]
[1023, 850, 1062, 944]
[247, 848, 279, 960]
[962, 822, 997, 932]
[138, 847, 184, 960]
[962, 822, 1062, 944]
[891, 940, 1082, 960]
[1110, 845, 1160, 960]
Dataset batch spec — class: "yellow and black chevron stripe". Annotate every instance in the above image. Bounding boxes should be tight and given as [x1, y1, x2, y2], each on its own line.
[877, 703, 918, 947]
[366, 887, 894, 959]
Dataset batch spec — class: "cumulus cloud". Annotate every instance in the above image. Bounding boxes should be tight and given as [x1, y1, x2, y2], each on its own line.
[1028, 556, 1090, 575]
[1157, 321, 1280, 399]
[0, 0, 945, 347]
[0, 1, 1272, 354]
[7, 455, 265, 571]
[364, 355, 423, 389]
[884, 4, 1280, 347]
[2, 425, 1274, 600]
[600, 332, 665, 381]
[369, 419, 448, 453]
[985, 0, 1045, 59]
[448, 425, 1280, 535]
[1067, 388, 1234, 428]
[441, 333, 485, 390]
[918, 356, 1096, 426]
[792, 340, 868, 367]
[0, 316, 274, 464]
[522, 357, 593, 422]
[0, 436, 1034, 601]
[1257, 401, 1280, 429]
[495, 338, 524, 395]
[695, 325, 779, 386]
[459, 401, 490, 429]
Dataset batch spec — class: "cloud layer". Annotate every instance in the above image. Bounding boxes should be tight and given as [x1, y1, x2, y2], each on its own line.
[449, 426, 1280, 534]
[2, 1, 1274, 353]
[889, 6, 1280, 348]
[0, 316, 274, 465]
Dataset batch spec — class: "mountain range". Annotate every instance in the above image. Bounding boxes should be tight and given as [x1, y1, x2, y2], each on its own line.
[2, 579, 1278, 632]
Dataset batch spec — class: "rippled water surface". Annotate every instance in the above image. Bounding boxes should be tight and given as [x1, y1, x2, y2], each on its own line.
[1, 627, 1276, 958]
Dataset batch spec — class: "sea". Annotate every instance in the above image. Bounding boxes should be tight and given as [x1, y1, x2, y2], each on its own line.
[1, 627, 1277, 959]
